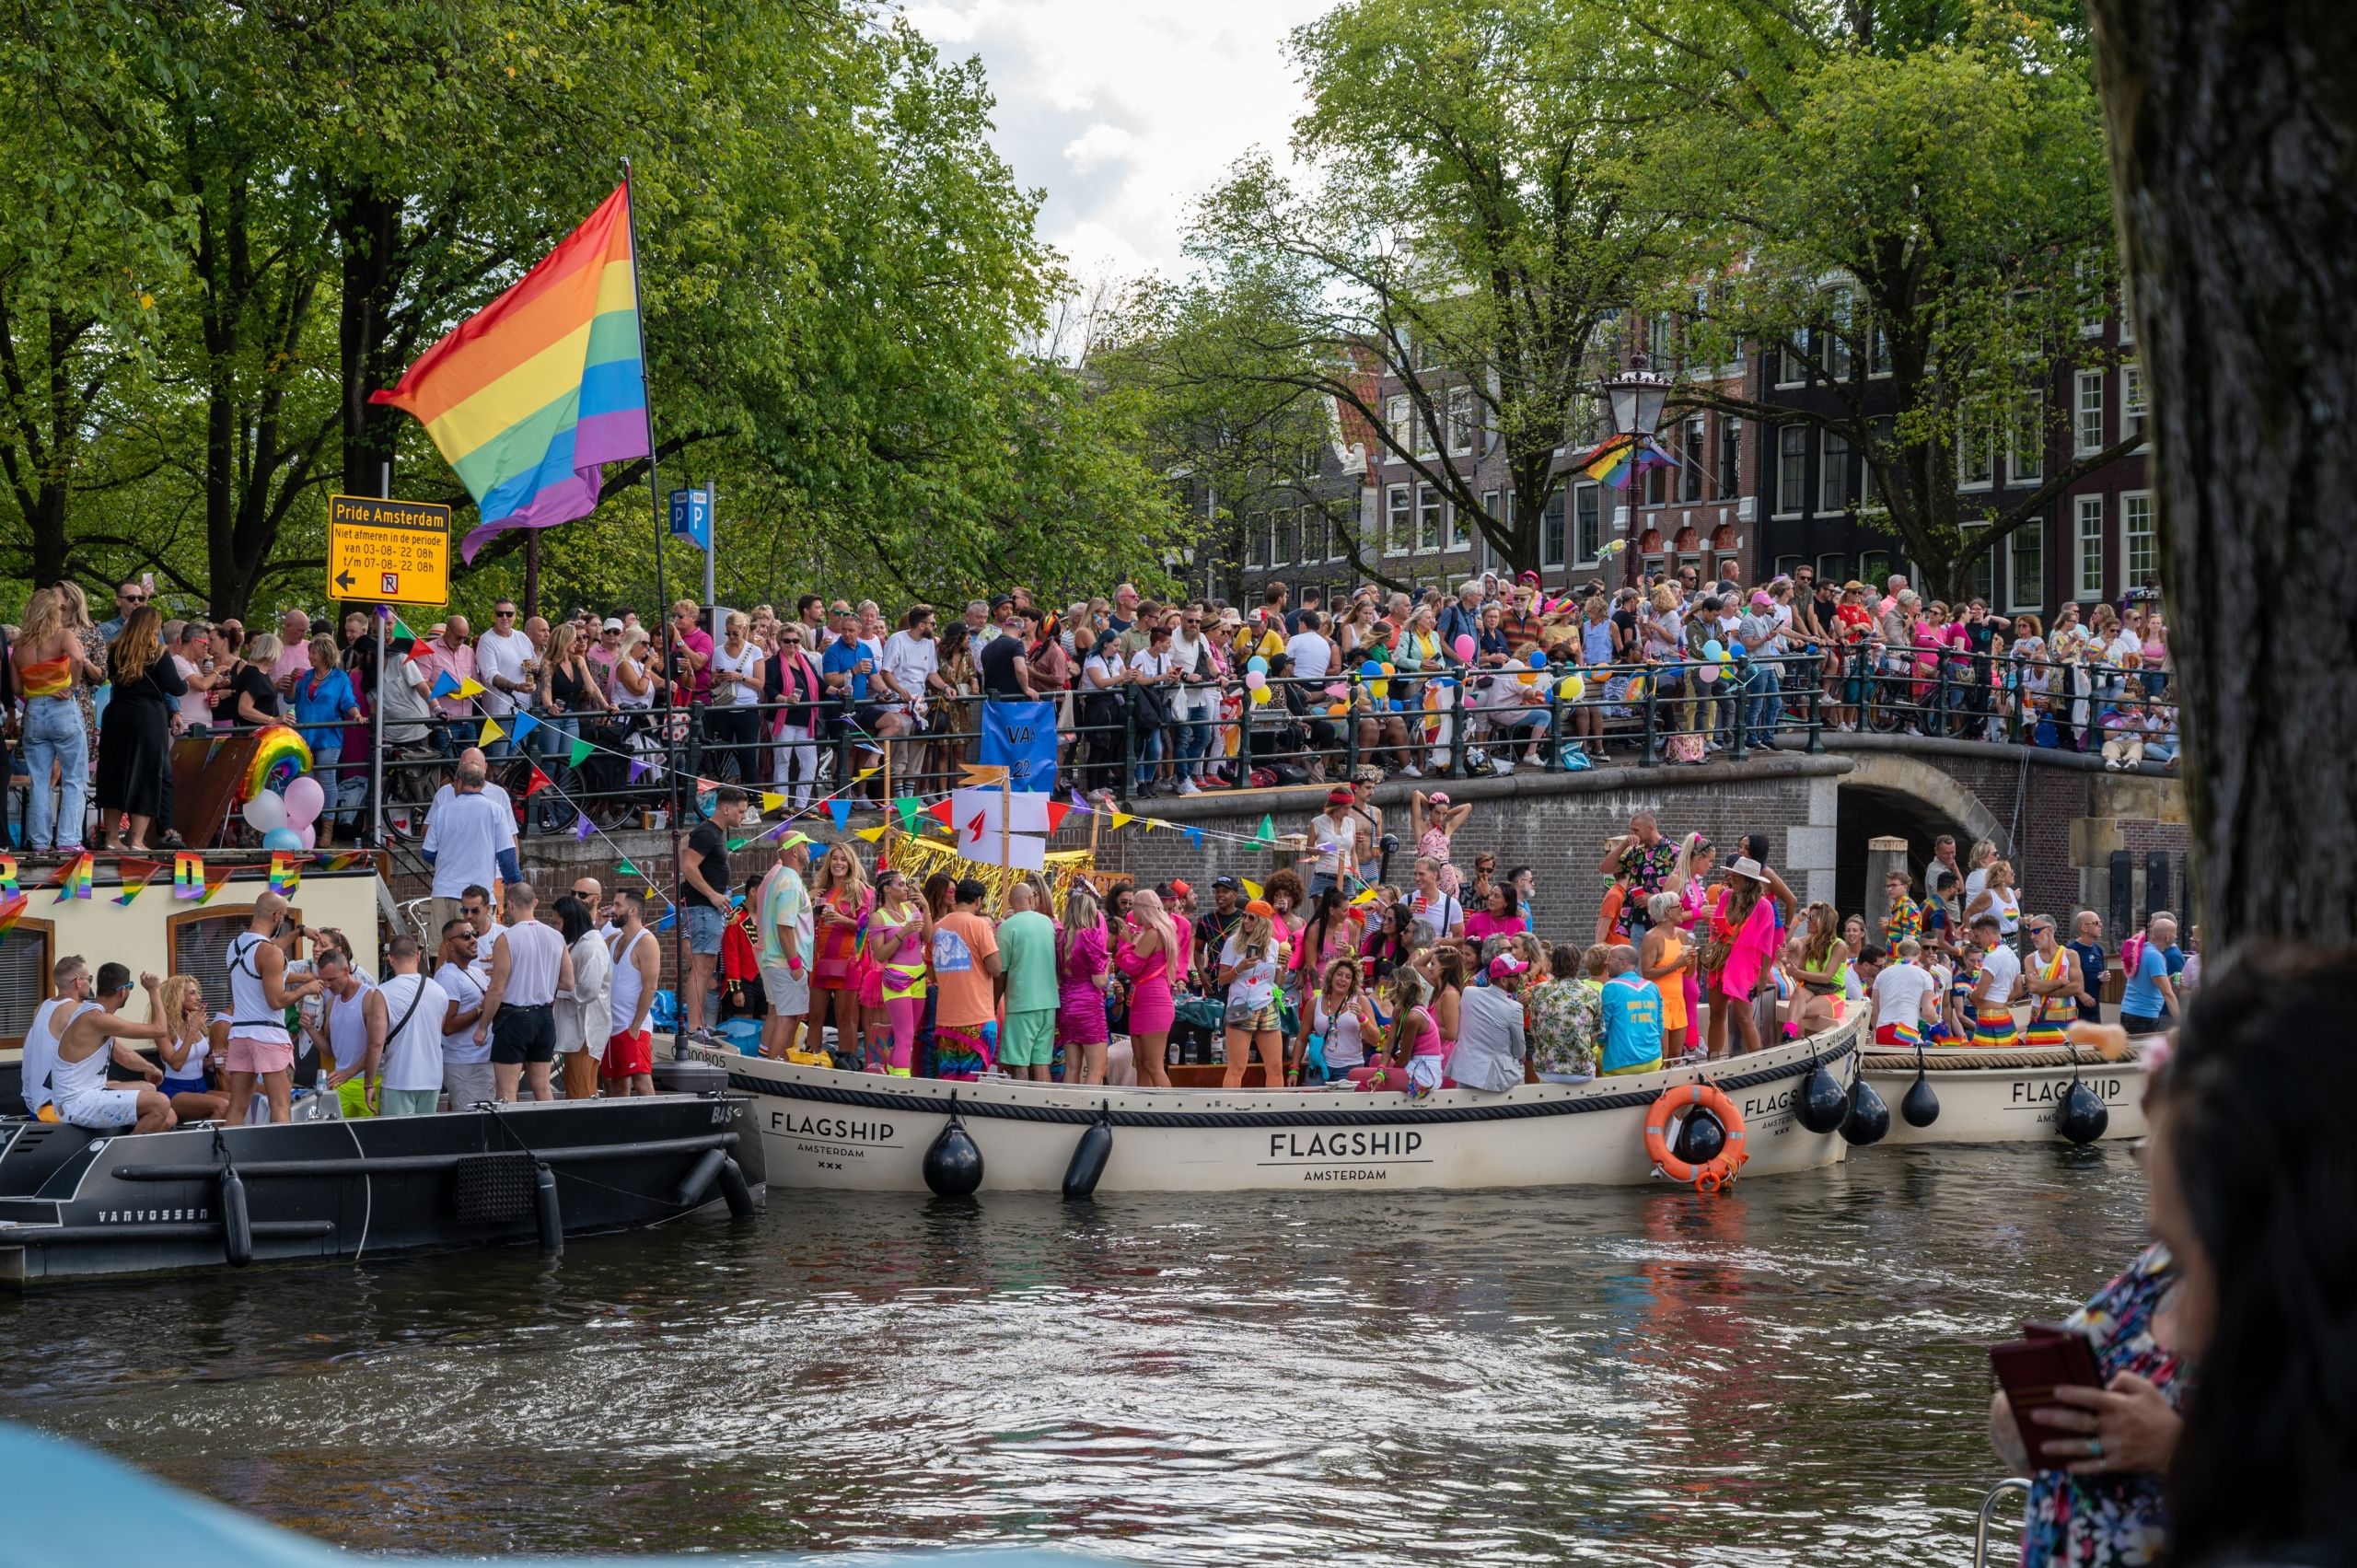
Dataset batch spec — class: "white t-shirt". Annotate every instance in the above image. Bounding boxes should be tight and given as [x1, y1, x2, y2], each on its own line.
[435, 960, 489, 1065]
[708, 639, 763, 706]
[1872, 963, 1937, 1030]
[1963, 866, 1990, 909]
[174, 656, 211, 730]
[1975, 944, 2023, 1007]
[880, 630, 938, 710]
[1167, 630, 1211, 719]
[1128, 647, 1177, 683]
[474, 626, 534, 715]
[422, 790, 516, 900]
[1219, 934, 1286, 1013]
[1309, 812, 1351, 878]
[1313, 993, 1366, 1068]
[377, 972, 452, 1093]
[1284, 631, 1332, 682]
[1409, 889, 1462, 943]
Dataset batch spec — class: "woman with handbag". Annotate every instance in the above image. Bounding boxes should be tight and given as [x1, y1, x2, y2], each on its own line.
[765, 622, 826, 811]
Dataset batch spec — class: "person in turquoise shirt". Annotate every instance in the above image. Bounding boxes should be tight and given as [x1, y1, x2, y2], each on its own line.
[995, 878, 1062, 1081]
[1599, 947, 1664, 1075]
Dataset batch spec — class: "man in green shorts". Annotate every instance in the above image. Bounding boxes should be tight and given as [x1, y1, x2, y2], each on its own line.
[995, 879, 1061, 1082]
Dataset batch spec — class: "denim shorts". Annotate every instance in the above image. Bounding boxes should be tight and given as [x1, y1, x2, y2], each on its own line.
[685, 903, 726, 957]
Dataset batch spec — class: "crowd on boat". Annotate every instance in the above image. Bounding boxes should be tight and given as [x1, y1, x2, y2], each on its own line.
[0, 564, 2179, 855]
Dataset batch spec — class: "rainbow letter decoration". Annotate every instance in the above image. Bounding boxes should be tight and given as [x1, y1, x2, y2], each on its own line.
[369, 183, 650, 562]
[174, 853, 207, 899]
[269, 853, 303, 897]
[0, 852, 16, 900]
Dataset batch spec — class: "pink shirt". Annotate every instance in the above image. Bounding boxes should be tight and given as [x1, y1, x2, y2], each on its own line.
[412, 639, 478, 717]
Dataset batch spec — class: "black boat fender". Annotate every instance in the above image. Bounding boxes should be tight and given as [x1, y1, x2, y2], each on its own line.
[715, 1156, 756, 1219]
[674, 1147, 730, 1209]
[2057, 1051, 2109, 1145]
[215, 1132, 253, 1268]
[1840, 1074, 1891, 1146]
[1062, 1102, 1113, 1201]
[1901, 1045, 1941, 1128]
[1795, 1053, 1848, 1135]
[922, 1094, 984, 1197]
[533, 1163, 563, 1255]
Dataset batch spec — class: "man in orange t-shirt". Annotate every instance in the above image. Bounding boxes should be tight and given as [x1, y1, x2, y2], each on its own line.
[929, 878, 1003, 1079]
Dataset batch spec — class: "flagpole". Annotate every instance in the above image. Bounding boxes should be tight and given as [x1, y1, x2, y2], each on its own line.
[621, 159, 690, 1042]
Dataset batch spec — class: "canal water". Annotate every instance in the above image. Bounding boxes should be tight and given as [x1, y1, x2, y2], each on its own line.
[0, 1144, 2142, 1565]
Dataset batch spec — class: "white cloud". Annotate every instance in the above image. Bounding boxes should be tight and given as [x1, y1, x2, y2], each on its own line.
[904, 0, 1331, 279]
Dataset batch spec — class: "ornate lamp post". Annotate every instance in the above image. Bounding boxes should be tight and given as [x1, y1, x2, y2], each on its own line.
[1597, 353, 1671, 587]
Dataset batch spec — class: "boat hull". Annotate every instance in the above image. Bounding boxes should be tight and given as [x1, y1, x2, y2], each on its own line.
[1858, 1047, 2151, 1145]
[0, 1094, 765, 1285]
[687, 1022, 1862, 1194]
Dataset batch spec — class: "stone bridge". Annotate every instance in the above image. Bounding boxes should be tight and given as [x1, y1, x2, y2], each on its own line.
[505, 735, 2189, 958]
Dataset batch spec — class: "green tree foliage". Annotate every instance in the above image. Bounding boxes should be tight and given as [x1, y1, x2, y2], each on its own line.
[1631, 0, 2147, 598]
[0, 0, 1177, 622]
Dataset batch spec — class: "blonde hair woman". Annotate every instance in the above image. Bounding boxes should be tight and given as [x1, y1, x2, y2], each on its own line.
[14, 587, 105, 851]
[610, 624, 655, 710]
[1966, 858, 2022, 943]
[808, 841, 874, 1062]
[156, 974, 231, 1121]
[1115, 888, 1183, 1087]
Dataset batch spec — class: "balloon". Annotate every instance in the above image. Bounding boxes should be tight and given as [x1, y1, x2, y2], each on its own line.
[1697, 663, 1719, 683]
[1379, 663, 1395, 677]
[1558, 674, 1585, 701]
[1729, 642, 1747, 659]
[1517, 670, 1538, 686]
[1360, 659, 1383, 679]
[261, 827, 304, 852]
[1624, 676, 1645, 701]
[1244, 671, 1266, 692]
[1327, 703, 1350, 718]
[1389, 698, 1407, 712]
[282, 774, 325, 829]
[1247, 656, 1269, 675]
[1527, 649, 1547, 669]
[1370, 679, 1390, 701]
[1248, 686, 1271, 705]
[296, 824, 318, 850]
[243, 791, 288, 833]
[1452, 634, 1476, 662]
[1702, 640, 1724, 661]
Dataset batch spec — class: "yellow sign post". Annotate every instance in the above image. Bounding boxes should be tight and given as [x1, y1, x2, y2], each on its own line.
[327, 494, 451, 607]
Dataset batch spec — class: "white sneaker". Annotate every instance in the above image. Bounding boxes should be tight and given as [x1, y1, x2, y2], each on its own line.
[1178, 777, 1202, 796]
[1399, 764, 1422, 778]
[1491, 756, 1515, 776]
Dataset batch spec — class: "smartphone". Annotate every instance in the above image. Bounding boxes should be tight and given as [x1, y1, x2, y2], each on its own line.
[1990, 1325, 2104, 1471]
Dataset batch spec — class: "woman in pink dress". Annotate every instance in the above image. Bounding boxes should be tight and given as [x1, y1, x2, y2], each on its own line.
[1713, 858, 1780, 1056]
[1116, 889, 1180, 1087]
[1056, 883, 1112, 1085]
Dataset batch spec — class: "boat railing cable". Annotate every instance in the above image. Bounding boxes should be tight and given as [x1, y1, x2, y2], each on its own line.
[1972, 1477, 2031, 1567]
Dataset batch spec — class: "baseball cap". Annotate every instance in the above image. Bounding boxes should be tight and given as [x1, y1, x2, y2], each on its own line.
[1488, 954, 1529, 983]
[602, 616, 624, 631]
[1213, 875, 1239, 890]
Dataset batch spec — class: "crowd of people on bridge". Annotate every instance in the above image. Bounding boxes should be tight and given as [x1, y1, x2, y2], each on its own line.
[0, 564, 2180, 854]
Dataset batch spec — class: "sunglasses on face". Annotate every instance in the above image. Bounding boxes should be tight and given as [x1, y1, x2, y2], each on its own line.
[119, 593, 147, 604]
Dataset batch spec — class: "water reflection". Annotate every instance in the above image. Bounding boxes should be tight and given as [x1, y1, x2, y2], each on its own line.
[0, 1144, 2143, 1564]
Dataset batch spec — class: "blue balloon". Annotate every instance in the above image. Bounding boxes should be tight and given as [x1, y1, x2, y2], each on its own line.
[1360, 659, 1383, 679]
[1527, 649, 1547, 668]
[1247, 656, 1269, 675]
[261, 827, 304, 852]
[1389, 698, 1406, 712]
[1729, 642, 1747, 659]
[1702, 640, 1724, 661]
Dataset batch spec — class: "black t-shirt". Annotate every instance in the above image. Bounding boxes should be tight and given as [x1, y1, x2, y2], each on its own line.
[680, 819, 729, 909]
[978, 634, 1027, 696]
[1609, 608, 1638, 656]
[228, 662, 281, 723]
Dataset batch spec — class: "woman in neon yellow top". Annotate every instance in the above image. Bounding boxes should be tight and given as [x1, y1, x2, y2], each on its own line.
[867, 871, 932, 1076]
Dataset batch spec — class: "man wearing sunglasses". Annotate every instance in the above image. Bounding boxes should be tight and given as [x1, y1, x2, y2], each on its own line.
[474, 599, 533, 759]
[100, 576, 149, 645]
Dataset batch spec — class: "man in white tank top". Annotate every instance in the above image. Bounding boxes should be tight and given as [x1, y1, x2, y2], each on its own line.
[316, 949, 387, 1119]
[603, 889, 660, 1098]
[477, 882, 575, 1103]
[52, 964, 178, 1133]
[224, 892, 324, 1125]
[22, 955, 98, 1120]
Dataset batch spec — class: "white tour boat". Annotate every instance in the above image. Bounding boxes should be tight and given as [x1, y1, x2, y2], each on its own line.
[1855, 1037, 2152, 1146]
[684, 1016, 1866, 1196]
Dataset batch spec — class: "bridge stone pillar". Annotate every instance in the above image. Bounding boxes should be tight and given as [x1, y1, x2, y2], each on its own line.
[1864, 835, 1911, 939]
[1782, 773, 1842, 907]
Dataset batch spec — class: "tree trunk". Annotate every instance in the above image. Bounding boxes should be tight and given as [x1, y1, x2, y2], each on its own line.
[2087, 0, 2357, 950]
[336, 180, 402, 499]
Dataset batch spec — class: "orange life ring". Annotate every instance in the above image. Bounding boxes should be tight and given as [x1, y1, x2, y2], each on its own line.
[1643, 1081, 1749, 1192]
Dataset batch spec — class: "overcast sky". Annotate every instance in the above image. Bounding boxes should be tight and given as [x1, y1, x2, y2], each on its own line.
[905, 0, 1334, 282]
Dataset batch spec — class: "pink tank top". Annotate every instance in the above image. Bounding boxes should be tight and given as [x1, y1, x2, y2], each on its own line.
[1409, 1007, 1443, 1058]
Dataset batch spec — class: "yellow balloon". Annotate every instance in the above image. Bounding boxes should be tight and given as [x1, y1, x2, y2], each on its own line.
[1370, 679, 1390, 700]
[1558, 674, 1585, 702]
[1249, 686, 1271, 705]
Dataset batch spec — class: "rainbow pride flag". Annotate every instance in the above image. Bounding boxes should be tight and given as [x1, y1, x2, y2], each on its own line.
[370, 183, 650, 562]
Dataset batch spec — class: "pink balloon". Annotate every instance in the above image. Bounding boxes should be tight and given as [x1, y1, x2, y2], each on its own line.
[296, 823, 318, 850]
[1452, 633, 1477, 662]
[282, 774, 325, 828]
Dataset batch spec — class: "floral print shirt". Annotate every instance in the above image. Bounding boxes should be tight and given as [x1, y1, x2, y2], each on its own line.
[2021, 1244, 2186, 1568]
[1526, 978, 1601, 1078]
[1612, 838, 1680, 939]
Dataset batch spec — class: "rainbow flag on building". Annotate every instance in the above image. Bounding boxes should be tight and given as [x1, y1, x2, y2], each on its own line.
[370, 183, 651, 561]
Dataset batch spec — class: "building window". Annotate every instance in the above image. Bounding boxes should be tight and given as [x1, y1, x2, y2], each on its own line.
[1819, 430, 1850, 514]
[1777, 425, 1808, 514]
[1573, 482, 1602, 565]
[1958, 406, 1996, 489]
[2119, 271, 2136, 345]
[1649, 311, 1674, 371]
[1384, 486, 1411, 556]
[2009, 390, 2045, 484]
[1774, 340, 1804, 388]
[1446, 385, 1476, 456]
[1859, 551, 1890, 588]
[2010, 519, 2045, 610]
[1867, 321, 1891, 377]
[1774, 553, 1804, 580]
[2123, 490, 2157, 589]
[2122, 362, 2146, 436]
[1245, 511, 1267, 570]
[1540, 490, 1565, 569]
[0, 917, 54, 1051]
[2074, 494, 2105, 599]
[1680, 414, 1705, 502]
[2075, 370, 2106, 456]
[2075, 250, 2107, 337]
[1826, 286, 1853, 378]
[1965, 519, 1995, 604]
[1717, 415, 1740, 496]
[1386, 394, 1411, 456]
[1417, 484, 1444, 552]
[1446, 494, 1472, 552]
[1816, 552, 1847, 587]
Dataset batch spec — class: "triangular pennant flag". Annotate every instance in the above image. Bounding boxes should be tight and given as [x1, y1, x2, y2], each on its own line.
[1253, 813, 1276, 846]
[893, 797, 921, 833]
[761, 792, 785, 813]
[268, 852, 303, 897]
[321, 851, 371, 873]
[0, 893, 25, 942]
[854, 765, 879, 782]
[827, 799, 852, 831]
[455, 676, 486, 699]
[507, 710, 540, 748]
[480, 717, 505, 745]
[193, 866, 236, 907]
[958, 763, 1008, 786]
[0, 852, 17, 900]
[726, 839, 749, 853]
[570, 737, 593, 768]
[390, 616, 420, 644]
[1241, 877, 1263, 900]
[429, 671, 459, 700]
[173, 852, 205, 900]
[1351, 887, 1379, 906]
[854, 825, 888, 842]
[52, 853, 93, 902]
[627, 757, 653, 784]
[1109, 811, 1132, 830]
[575, 814, 596, 842]
[924, 798, 955, 825]
[112, 856, 164, 908]
[1185, 828, 1204, 850]
[1044, 801, 1071, 831]
[616, 859, 642, 878]
[523, 766, 553, 797]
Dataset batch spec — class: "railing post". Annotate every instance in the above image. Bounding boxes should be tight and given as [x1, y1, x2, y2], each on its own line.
[1805, 653, 1826, 753]
[1935, 655, 1952, 739]
[1121, 691, 1138, 801]
[1640, 667, 1661, 768]
[832, 696, 853, 792]
[2008, 661, 2026, 746]
[1232, 691, 1250, 790]
[1544, 663, 1563, 772]
[1728, 656, 1750, 762]
[1345, 672, 1363, 782]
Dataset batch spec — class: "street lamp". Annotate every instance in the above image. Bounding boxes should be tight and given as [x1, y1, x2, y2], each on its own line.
[1597, 352, 1672, 583]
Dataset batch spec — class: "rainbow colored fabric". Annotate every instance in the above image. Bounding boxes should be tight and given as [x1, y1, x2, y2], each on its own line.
[370, 184, 650, 561]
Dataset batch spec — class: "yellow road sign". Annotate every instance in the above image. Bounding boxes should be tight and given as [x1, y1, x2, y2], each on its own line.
[328, 494, 451, 606]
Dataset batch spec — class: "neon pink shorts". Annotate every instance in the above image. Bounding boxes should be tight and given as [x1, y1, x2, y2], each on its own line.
[226, 1036, 295, 1075]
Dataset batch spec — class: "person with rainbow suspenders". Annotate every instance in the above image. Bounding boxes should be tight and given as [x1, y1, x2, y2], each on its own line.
[2019, 915, 2082, 1049]
[1966, 912, 2023, 1047]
